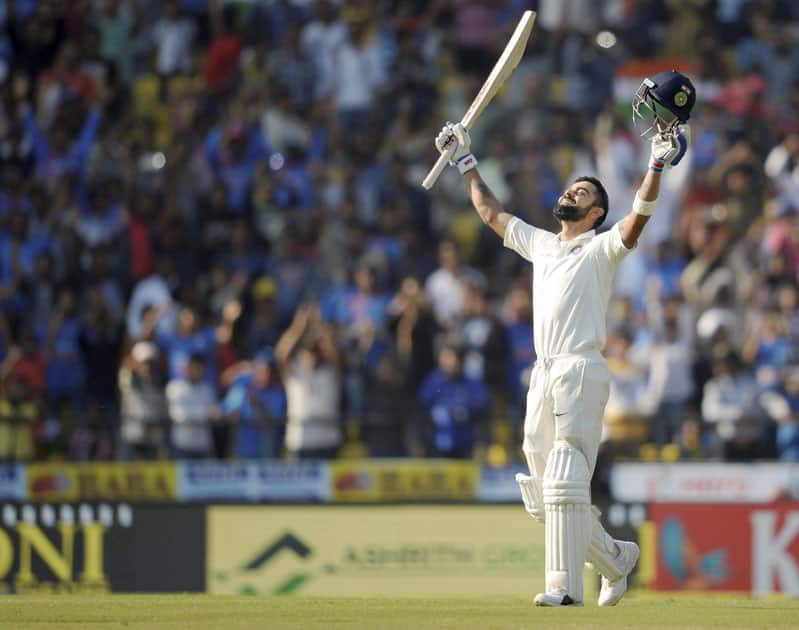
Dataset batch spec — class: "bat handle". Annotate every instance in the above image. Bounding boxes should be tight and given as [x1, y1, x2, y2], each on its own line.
[421, 151, 451, 190]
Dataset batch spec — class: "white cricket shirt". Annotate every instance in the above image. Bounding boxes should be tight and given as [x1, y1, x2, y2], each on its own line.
[504, 217, 633, 359]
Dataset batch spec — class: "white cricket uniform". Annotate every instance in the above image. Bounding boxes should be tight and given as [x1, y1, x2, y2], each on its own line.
[503, 217, 634, 477]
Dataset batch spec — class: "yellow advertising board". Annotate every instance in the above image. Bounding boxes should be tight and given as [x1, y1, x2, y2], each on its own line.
[207, 505, 557, 597]
[329, 460, 479, 502]
[27, 463, 177, 502]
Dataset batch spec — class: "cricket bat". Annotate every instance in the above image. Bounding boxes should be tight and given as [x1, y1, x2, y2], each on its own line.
[421, 10, 536, 190]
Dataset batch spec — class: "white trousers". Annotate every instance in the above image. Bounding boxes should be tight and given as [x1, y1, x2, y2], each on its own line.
[523, 351, 610, 486]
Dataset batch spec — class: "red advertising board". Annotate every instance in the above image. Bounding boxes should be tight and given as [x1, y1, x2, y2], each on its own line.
[647, 503, 799, 595]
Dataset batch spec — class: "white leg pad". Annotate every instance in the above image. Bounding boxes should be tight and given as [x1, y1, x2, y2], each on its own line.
[543, 441, 591, 602]
[586, 506, 624, 581]
[516, 473, 544, 523]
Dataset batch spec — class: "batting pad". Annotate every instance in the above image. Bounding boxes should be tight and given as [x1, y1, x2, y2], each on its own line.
[543, 441, 591, 602]
[586, 506, 624, 581]
[515, 473, 544, 522]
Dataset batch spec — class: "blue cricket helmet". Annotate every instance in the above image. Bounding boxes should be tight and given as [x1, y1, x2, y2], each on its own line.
[633, 70, 696, 137]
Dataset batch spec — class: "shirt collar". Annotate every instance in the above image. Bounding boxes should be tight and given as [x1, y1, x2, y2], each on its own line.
[558, 229, 595, 244]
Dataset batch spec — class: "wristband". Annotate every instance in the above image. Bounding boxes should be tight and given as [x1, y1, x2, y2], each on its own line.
[633, 193, 658, 216]
[456, 153, 478, 174]
[649, 157, 665, 173]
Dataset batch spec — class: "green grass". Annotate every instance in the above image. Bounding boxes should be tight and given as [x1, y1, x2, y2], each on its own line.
[2, 595, 799, 629]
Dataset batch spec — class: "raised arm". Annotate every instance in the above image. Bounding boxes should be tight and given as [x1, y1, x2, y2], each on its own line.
[619, 126, 690, 249]
[463, 170, 515, 239]
[275, 304, 311, 371]
[434, 123, 516, 239]
[619, 168, 658, 249]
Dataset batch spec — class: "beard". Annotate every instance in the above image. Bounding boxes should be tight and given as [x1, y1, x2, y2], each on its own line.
[553, 202, 589, 222]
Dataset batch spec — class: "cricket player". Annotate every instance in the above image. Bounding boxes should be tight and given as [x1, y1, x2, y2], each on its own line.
[434, 71, 695, 607]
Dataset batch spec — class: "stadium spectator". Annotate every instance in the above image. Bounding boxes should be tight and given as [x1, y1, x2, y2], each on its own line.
[276, 303, 342, 459]
[418, 343, 489, 459]
[425, 240, 468, 329]
[503, 286, 535, 425]
[94, 0, 135, 85]
[459, 273, 507, 392]
[646, 318, 695, 446]
[603, 327, 652, 450]
[702, 352, 769, 461]
[0, 373, 38, 461]
[222, 350, 287, 459]
[759, 365, 799, 462]
[118, 341, 168, 461]
[149, 0, 196, 98]
[165, 353, 219, 459]
[361, 352, 413, 457]
[79, 296, 123, 416]
[42, 286, 86, 409]
[388, 276, 436, 391]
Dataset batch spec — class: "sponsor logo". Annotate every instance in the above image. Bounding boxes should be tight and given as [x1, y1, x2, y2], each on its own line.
[333, 472, 373, 493]
[28, 464, 176, 502]
[611, 463, 799, 503]
[0, 466, 19, 483]
[178, 462, 328, 502]
[214, 532, 313, 595]
[659, 517, 731, 588]
[643, 503, 799, 595]
[0, 465, 26, 501]
[208, 506, 543, 597]
[30, 473, 71, 495]
[0, 503, 131, 594]
[330, 462, 478, 502]
[185, 462, 249, 483]
[751, 510, 799, 595]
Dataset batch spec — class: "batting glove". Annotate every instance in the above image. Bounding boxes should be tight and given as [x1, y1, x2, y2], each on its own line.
[649, 125, 690, 172]
[435, 122, 478, 175]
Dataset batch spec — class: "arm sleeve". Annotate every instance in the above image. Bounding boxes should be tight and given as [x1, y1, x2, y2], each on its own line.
[595, 221, 635, 268]
[22, 109, 49, 168]
[418, 373, 437, 406]
[502, 216, 539, 262]
[71, 107, 102, 177]
[203, 128, 223, 176]
[166, 381, 188, 421]
[701, 382, 738, 423]
[221, 384, 245, 414]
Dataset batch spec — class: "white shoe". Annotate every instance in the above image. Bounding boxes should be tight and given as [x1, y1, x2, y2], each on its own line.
[534, 592, 583, 607]
[597, 541, 640, 606]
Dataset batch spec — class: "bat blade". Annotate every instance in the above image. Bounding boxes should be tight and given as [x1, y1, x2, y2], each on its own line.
[421, 10, 536, 190]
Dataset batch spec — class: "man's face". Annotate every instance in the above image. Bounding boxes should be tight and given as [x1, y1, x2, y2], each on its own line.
[187, 361, 205, 383]
[179, 308, 197, 334]
[553, 181, 599, 224]
[439, 348, 461, 377]
[438, 242, 458, 270]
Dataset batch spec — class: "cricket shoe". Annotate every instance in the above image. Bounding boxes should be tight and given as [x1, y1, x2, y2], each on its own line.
[597, 541, 640, 606]
[533, 593, 583, 607]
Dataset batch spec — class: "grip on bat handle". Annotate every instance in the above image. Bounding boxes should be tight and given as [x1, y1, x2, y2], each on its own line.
[421, 151, 451, 190]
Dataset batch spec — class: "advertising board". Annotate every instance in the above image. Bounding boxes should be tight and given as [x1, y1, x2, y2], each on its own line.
[207, 505, 547, 596]
[177, 461, 329, 502]
[0, 503, 205, 593]
[330, 460, 479, 503]
[27, 463, 177, 503]
[0, 465, 25, 501]
[610, 463, 799, 503]
[645, 502, 799, 596]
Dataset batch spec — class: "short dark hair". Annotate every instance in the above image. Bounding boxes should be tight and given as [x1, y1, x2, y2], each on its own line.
[188, 353, 207, 367]
[574, 176, 609, 230]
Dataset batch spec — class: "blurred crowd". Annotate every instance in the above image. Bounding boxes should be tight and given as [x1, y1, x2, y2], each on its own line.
[1, 0, 799, 465]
